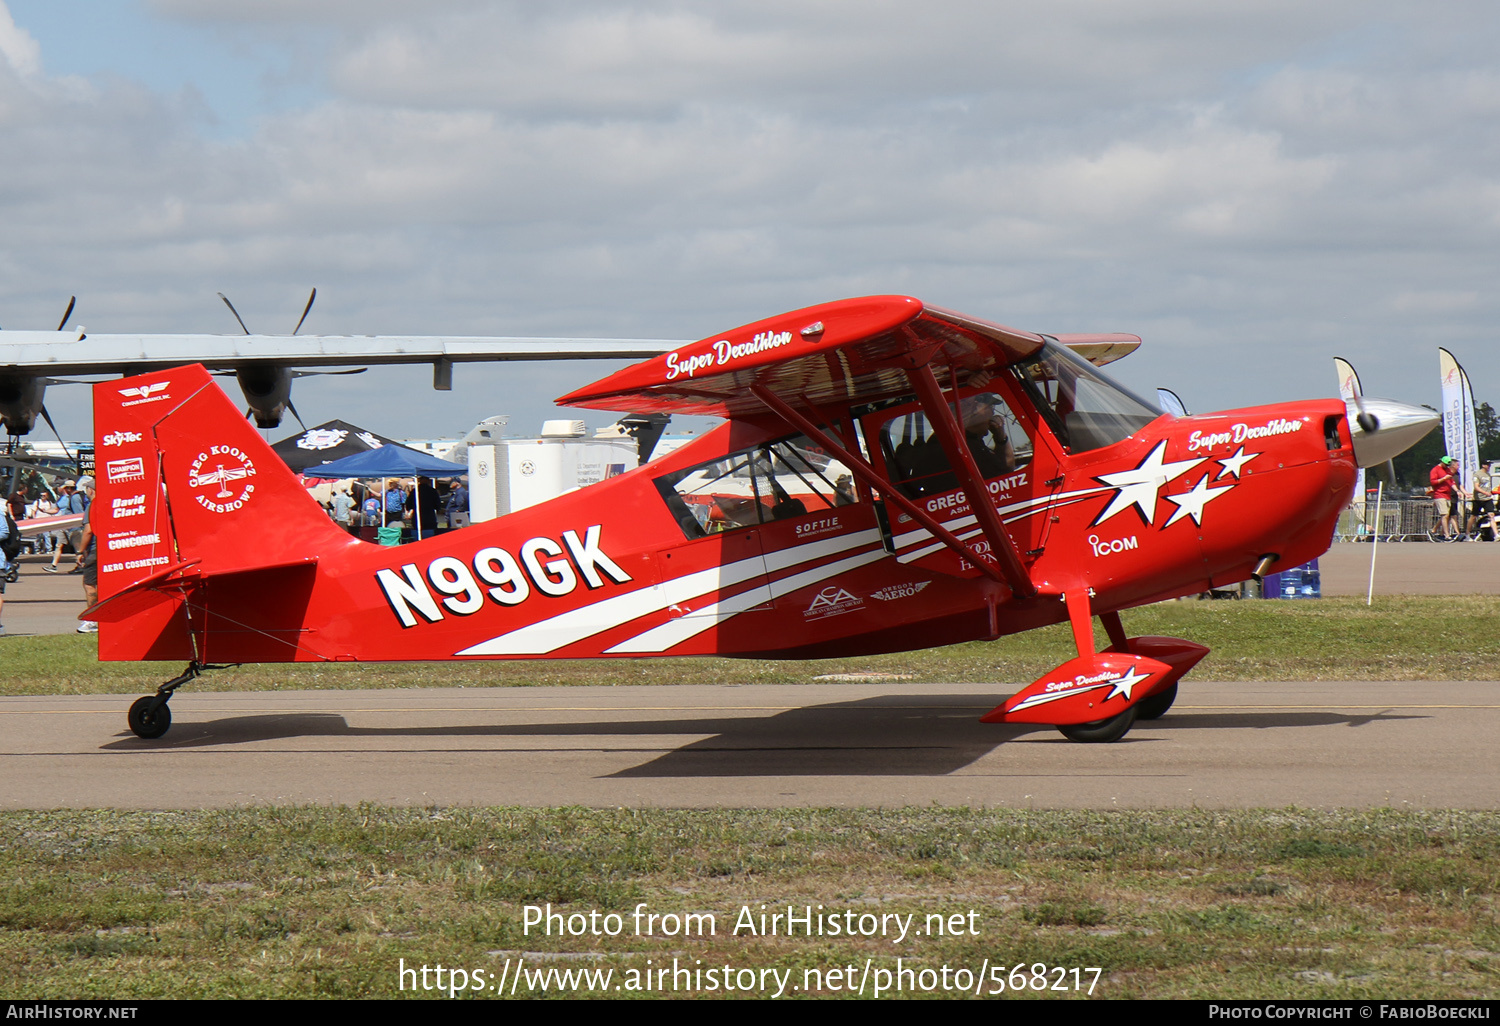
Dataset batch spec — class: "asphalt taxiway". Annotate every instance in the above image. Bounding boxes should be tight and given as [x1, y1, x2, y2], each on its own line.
[4, 681, 1496, 809]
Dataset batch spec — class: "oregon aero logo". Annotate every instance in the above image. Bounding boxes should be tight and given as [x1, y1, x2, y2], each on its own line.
[870, 581, 931, 602]
[188, 445, 258, 513]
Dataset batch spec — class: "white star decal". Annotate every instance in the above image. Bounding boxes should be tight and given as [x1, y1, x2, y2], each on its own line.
[1105, 666, 1155, 701]
[1216, 446, 1256, 480]
[1163, 474, 1236, 528]
[1093, 441, 1205, 526]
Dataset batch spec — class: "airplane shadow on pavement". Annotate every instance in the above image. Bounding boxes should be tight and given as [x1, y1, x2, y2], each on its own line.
[97, 694, 1427, 777]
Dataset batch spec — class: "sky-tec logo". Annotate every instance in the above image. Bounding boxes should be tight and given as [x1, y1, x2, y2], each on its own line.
[101, 430, 142, 447]
[376, 525, 632, 628]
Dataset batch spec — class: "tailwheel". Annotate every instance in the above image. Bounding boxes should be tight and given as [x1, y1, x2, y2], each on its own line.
[1057, 705, 1136, 743]
[1134, 682, 1178, 721]
[127, 696, 171, 739]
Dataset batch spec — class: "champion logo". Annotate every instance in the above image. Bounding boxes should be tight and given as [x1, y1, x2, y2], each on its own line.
[105, 457, 146, 484]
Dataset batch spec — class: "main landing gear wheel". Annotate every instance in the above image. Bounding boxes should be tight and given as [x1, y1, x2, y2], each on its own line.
[1057, 705, 1136, 743]
[1134, 682, 1178, 721]
[127, 696, 171, 740]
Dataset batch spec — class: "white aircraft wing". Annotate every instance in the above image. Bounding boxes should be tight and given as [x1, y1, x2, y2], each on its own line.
[0, 331, 684, 374]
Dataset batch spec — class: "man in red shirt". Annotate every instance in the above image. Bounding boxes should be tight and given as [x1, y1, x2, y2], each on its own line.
[1431, 455, 1466, 540]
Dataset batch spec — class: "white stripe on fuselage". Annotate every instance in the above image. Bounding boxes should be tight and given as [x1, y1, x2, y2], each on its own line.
[604, 547, 888, 654]
[455, 529, 883, 656]
[891, 487, 1108, 550]
[894, 487, 1110, 564]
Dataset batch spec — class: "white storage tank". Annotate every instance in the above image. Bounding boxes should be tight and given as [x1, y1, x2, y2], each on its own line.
[467, 422, 639, 522]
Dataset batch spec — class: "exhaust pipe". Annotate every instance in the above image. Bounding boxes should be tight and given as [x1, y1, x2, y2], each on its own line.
[1250, 553, 1279, 583]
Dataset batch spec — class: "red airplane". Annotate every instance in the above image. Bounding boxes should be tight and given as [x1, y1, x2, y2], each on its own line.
[84, 296, 1434, 742]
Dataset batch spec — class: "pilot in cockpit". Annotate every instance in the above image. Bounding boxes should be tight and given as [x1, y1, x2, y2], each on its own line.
[959, 394, 1017, 477]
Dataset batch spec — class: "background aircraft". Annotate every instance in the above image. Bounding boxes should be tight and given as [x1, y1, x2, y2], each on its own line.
[0, 291, 686, 439]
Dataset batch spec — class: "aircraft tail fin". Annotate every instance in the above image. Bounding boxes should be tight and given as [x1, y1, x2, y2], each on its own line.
[92, 364, 352, 660]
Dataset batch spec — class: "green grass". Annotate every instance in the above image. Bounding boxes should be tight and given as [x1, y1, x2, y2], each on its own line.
[2, 807, 1498, 999]
[4, 596, 1499, 697]
[6, 599, 1498, 999]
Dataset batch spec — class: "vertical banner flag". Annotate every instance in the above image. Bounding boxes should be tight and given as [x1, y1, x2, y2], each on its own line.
[1333, 357, 1366, 522]
[1439, 348, 1479, 495]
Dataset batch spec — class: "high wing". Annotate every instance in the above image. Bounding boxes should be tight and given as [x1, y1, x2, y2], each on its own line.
[558, 295, 1140, 417]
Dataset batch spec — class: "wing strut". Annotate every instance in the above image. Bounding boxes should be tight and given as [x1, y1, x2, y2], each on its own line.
[906, 364, 1036, 598]
[747, 383, 1011, 588]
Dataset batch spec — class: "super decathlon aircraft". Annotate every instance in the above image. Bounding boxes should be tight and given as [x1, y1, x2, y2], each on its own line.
[85, 295, 1435, 743]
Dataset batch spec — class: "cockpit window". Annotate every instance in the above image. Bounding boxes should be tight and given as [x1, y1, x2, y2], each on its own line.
[1010, 340, 1161, 452]
[878, 393, 1033, 498]
[655, 433, 857, 539]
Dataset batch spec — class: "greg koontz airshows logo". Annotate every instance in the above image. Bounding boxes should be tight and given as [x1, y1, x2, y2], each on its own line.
[188, 445, 258, 513]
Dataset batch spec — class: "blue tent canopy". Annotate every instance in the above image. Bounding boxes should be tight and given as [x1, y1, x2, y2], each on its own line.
[302, 444, 466, 480]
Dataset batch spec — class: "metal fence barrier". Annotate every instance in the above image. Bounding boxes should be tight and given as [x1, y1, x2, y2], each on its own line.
[1333, 498, 1465, 541]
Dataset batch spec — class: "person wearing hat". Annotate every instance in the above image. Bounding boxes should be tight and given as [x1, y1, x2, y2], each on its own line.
[44, 479, 85, 573]
[70, 476, 98, 633]
[958, 393, 1018, 478]
[1430, 455, 1465, 541]
[1470, 459, 1497, 541]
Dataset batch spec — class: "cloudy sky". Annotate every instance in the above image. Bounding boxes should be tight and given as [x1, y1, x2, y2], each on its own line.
[2, 1, 1498, 444]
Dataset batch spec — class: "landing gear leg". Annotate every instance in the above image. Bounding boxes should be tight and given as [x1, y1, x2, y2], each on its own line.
[126, 661, 204, 740]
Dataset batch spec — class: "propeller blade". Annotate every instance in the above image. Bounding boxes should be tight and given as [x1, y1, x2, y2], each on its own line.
[218, 293, 251, 335]
[287, 398, 308, 432]
[56, 296, 76, 332]
[292, 287, 316, 336]
[38, 404, 74, 465]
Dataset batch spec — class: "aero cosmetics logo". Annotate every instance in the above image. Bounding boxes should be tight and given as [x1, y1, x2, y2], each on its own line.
[188, 445, 258, 513]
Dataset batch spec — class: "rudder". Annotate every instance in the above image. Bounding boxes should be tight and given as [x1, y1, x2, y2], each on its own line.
[92, 364, 350, 659]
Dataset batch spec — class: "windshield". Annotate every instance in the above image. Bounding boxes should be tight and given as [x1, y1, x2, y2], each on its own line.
[1010, 340, 1162, 452]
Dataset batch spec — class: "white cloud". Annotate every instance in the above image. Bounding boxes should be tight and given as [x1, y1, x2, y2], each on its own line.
[4, 0, 1500, 437]
[0, 2, 38, 78]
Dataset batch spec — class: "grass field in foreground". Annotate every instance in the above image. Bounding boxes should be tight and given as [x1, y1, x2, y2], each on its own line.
[2, 807, 1497, 1000]
[2, 595, 1499, 697]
